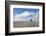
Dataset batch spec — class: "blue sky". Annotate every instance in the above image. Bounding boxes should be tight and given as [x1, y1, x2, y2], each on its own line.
[13, 8, 39, 21]
[13, 8, 39, 16]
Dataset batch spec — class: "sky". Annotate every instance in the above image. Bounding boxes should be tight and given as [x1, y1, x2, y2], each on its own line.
[13, 8, 39, 21]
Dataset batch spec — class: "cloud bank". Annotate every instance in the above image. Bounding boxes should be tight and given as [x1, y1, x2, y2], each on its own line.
[13, 11, 39, 21]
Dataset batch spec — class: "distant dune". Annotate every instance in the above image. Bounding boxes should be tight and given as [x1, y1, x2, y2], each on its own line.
[13, 21, 39, 28]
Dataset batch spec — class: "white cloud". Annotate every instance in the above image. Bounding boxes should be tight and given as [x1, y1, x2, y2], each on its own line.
[15, 11, 35, 18]
[13, 11, 39, 21]
[35, 12, 39, 18]
[32, 12, 39, 22]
